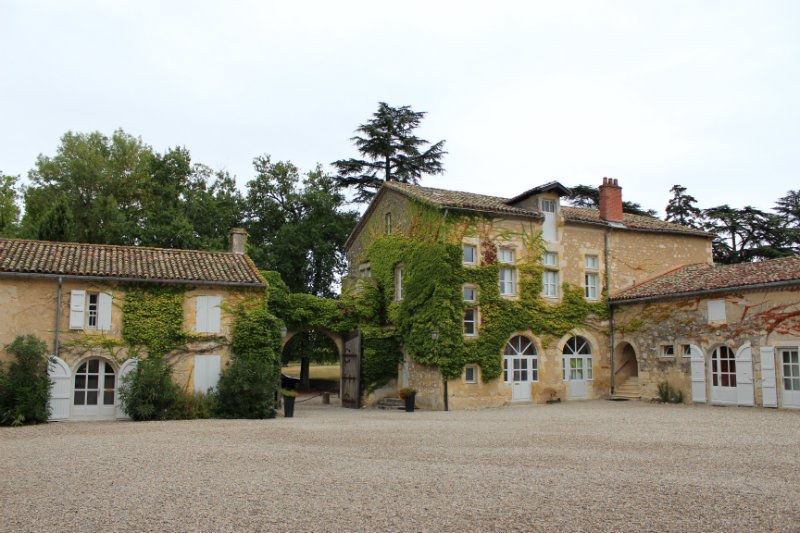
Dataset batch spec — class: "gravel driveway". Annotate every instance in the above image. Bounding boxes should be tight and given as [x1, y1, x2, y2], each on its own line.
[1, 399, 798, 532]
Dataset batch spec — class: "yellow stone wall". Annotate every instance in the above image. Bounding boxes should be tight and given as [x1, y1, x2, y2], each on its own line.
[613, 286, 800, 407]
[345, 189, 715, 409]
[0, 276, 258, 391]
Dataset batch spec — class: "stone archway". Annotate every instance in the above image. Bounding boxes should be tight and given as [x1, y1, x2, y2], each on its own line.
[614, 341, 640, 397]
[280, 327, 344, 393]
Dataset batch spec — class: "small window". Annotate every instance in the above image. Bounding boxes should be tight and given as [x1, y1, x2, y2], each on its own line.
[662, 345, 675, 358]
[464, 308, 477, 336]
[543, 252, 558, 267]
[541, 199, 556, 213]
[708, 299, 726, 322]
[385, 212, 392, 235]
[499, 248, 514, 264]
[465, 366, 477, 384]
[543, 270, 558, 298]
[87, 293, 99, 329]
[463, 287, 476, 302]
[463, 244, 476, 264]
[682, 344, 692, 358]
[359, 263, 372, 278]
[500, 268, 515, 296]
[394, 264, 403, 302]
[585, 273, 598, 300]
[585, 255, 598, 270]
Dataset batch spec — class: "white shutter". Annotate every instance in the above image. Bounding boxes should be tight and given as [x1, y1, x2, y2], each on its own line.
[194, 355, 221, 393]
[48, 356, 71, 421]
[196, 296, 221, 334]
[69, 290, 86, 330]
[689, 345, 706, 403]
[760, 346, 778, 408]
[97, 292, 113, 331]
[196, 296, 208, 332]
[115, 358, 138, 419]
[542, 212, 557, 242]
[735, 342, 755, 406]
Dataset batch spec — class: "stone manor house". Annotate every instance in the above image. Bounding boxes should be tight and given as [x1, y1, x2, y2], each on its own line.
[345, 178, 800, 410]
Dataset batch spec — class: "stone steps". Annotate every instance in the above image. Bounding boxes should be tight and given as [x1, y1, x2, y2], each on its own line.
[376, 397, 406, 410]
[613, 376, 641, 399]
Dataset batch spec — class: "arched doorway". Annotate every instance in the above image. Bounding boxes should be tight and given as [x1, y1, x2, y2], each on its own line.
[280, 328, 344, 393]
[614, 342, 639, 396]
[563, 336, 593, 398]
[503, 335, 538, 402]
[72, 358, 117, 418]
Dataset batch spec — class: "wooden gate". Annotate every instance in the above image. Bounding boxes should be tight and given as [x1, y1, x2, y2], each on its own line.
[341, 330, 362, 408]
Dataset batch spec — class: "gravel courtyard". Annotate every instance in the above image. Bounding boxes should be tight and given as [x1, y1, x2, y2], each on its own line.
[1, 399, 798, 532]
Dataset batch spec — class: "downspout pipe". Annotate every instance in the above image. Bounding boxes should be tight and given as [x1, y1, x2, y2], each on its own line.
[442, 208, 449, 412]
[605, 229, 615, 395]
[54, 276, 62, 359]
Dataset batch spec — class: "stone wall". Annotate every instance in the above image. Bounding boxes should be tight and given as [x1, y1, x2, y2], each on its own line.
[613, 286, 800, 407]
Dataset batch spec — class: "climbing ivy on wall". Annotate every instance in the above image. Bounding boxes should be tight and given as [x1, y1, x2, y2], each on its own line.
[122, 286, 187, 357]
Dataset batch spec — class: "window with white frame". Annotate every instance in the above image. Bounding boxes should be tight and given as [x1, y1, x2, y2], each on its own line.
[385, 212, 392, 235]
[196, 295, 222, 334]
[394, 264, 403, 301]
[662, 345, 675, 358]
[359, 263, 372, 278]
[464, 307, 477, 336]
[541, 199, 556, 213]
[543, 270, 558, 298]
[585, 255, 598, 270]
[542, 252, 557, 267]
[463, 286, 477, 302]
[500, 267, 515, 296]
[463, 244, 476, 265]
[499, 248, 514, 264]
[465, 366, 477, 383]
[585, 273, 599, 300]
[69, 290, 112, 331]
[682, 344, 692, 358]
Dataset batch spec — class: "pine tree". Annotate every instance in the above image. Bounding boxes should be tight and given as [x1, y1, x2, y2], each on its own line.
[665, 185, 703, 228]
[333, 102, 446, 202]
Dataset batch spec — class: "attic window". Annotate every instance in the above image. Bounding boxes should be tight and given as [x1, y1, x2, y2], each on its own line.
[541, 199, 556, 213]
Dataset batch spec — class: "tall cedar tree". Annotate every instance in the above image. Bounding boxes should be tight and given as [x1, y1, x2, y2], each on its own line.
[665, 184, 703, 228]
[333, 102, 446, 202]
[775, 190, 800, 253]
[0, 173, 20, 237]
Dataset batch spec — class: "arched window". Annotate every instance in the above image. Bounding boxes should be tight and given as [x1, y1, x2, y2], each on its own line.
[711, 346, 736, 388]
[562, 336, 593, 381]
[503, 335, 538, 382]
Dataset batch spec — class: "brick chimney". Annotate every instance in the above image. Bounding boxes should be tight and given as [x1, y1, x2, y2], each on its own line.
[230, 228, 247, 254]
[599, 177, 623, 223]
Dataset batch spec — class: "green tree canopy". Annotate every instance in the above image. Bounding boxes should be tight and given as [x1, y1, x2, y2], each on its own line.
[333, 102, 446, 202]
[665, 184, 703, 228]
[0, 172, 21, 237]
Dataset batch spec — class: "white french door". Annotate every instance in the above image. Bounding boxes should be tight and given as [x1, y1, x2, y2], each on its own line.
[781, 348, 800, 409]
[710, 346, 738, 405]
[504, 336, 538, 402]
[73, 359, 116, 418]
[563, 336, 593, 399]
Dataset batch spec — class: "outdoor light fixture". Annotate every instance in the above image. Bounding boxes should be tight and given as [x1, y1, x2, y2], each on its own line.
[280, 324, 288, 338]
[431, 328, 439, 341]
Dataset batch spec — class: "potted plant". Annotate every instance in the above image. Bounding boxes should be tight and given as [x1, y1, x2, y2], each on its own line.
[398, 387, 417, 412]
[281, 388, 297, 418]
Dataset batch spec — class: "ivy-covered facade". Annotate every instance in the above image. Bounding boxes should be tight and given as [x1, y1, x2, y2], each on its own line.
[0, 232, 268, 420]
[344, 179, 714, 409]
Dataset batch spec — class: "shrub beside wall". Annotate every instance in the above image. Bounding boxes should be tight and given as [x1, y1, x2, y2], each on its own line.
[0, 335, 52, 426]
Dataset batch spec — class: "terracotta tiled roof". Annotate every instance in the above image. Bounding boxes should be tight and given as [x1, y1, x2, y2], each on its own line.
[610, 255, 800, 302]
[0, 239, 266, 286]
[383, 182, 710, 237]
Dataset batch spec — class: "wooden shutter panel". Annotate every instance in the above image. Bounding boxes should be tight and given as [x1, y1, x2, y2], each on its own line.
[194, 355, 221, 393]
[689, 345, 706, 403]
[196, 297, 208, 332]
[207, 296, 221, 334]
[735, 343, 755, 407]
[98, 292, 113, 331]
[48, 356, 71, 421]
[69, 290, 86, 330]
[760, 346, 778, 408]
[115, 358, 138, 419]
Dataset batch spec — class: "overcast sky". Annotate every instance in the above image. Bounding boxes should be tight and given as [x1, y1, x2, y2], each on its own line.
[1, 0, 798, 216]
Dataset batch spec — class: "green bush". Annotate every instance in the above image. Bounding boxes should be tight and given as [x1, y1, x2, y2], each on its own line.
[215, 358, 278, 419]
[170, 390, 217, 419]
[0, 335, 52, 426]
[118, 356, 181, 421]
[657, 381, 684, 404]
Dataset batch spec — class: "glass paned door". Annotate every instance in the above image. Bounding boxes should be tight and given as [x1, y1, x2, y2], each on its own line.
[73, 359, 116, 418]
[781, 349, 800, 408]
[563, 336, 592, 398]
[504, 336, 537, 401]
[710, 346, 738, 404]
